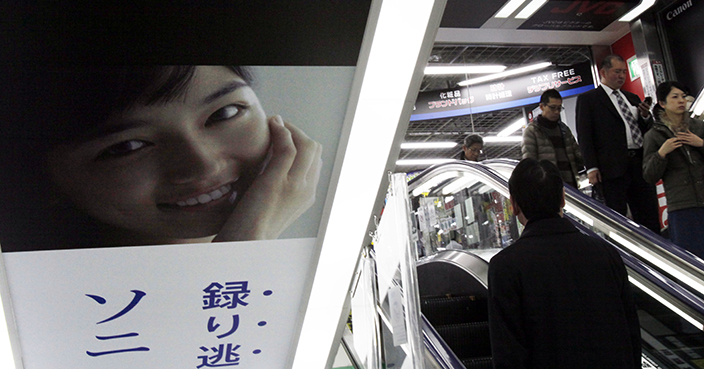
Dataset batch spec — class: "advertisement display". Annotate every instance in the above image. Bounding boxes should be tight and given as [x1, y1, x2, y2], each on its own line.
[0, 3, 372, 368]
[411, 61, 594, 121]
[0, 66, 354, 368]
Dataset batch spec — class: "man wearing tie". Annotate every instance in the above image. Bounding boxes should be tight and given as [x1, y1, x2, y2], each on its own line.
[576, 54, 660, 233]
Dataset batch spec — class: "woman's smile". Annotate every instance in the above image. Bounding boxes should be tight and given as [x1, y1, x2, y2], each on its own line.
[47, 66, 271, 244]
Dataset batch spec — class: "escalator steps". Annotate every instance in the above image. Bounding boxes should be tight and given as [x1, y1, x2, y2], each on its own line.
[435, 321, 492, 359]
[421, 295, 488, 326]
[461, 356, 492, 369]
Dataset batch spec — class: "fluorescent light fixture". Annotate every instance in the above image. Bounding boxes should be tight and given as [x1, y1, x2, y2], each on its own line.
[563, 204, 594, 226]
[424, 65, 506, 75]
[483, 135, 523, 143]
[458, 62, 552, 86]
[629, 276, 704, 331]
[609, 231, 704, 295]
[292, 1, 441, 367]
[497, 118, 526, 137]
[401, 141, 458, 149]
[515, 0, 547, 19]
[619, 0, 657, 22]
[494, 0, 526, 18]
[397, 158, 455, 166]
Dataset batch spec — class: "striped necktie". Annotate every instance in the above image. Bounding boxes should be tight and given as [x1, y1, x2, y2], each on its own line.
[613, 90, 643, 147]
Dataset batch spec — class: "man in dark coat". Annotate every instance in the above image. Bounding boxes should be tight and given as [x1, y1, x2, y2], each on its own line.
[576, 54, 659, 233]
[488, 158, 641, 369]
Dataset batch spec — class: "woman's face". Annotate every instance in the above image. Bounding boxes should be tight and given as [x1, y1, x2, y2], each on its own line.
[48, 66, 270, 244]
[660, 87, 688, 116]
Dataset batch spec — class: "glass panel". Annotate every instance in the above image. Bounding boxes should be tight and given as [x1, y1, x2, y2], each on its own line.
[411, 172, 521, 260]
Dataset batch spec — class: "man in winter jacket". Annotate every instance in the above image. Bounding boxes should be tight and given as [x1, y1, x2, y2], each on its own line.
[522, 89, 584, 188]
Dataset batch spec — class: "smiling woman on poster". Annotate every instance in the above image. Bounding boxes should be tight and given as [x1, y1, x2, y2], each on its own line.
[0, 66, 322, 251]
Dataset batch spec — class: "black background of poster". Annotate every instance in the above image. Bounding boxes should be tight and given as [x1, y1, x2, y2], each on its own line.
[0, 1, 371, 66]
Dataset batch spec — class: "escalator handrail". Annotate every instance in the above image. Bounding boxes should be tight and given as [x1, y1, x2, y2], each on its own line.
[482, 159, 704, 296]
[421, 313, 467, 369]
[571, 219, 704, 321]
[563, 183, 704, 275]
[406, 161, 704, 324]
[407, 160, 509, 197]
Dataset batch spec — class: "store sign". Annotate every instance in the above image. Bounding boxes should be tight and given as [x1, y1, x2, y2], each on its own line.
[665, 0, 694, 21]
[412, 61, 594, 121]
[519, 0, 639, 31]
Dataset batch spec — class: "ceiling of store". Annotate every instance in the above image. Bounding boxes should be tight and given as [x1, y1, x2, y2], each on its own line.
[395, 0, 643, 173]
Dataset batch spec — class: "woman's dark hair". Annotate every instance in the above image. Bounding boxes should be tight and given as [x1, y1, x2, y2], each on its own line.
[6, 66, 252, 144]
[0, 65, 253, 251]
[656, 80, 689, 105]
[508, 158, 563, 220]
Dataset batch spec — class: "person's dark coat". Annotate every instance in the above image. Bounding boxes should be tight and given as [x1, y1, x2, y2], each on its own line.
[576, 85, 653, 180]
[488, 215, 641, 369]
[643, 111, 704, 212]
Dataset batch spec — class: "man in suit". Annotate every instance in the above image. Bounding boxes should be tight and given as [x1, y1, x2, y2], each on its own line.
[488, 158, 641, 369]
[576, 54, 660, 233]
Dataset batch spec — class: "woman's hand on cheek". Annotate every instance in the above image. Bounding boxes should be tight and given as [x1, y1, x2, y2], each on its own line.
[213, 115, 323, 242]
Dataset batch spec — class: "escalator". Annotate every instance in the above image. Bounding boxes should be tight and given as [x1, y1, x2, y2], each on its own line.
[405, 160, 704, 369]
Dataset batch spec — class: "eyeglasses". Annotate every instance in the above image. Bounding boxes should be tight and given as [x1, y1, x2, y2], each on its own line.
[468, 147, 483, 154]
[546, 104, 564, 111]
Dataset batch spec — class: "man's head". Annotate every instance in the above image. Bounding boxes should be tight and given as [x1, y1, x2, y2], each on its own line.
[539, 89, 563, 122]
[508, 158, 565, 225]
[599, 54, 627, 90]
[463, 134, 484, 161]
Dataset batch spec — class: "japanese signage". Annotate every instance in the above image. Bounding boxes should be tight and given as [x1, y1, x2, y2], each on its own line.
[4, 238, 316, 368]
[412, 61, 594, 121]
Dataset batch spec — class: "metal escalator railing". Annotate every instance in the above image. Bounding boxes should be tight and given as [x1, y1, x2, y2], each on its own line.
[482, 159, 704, 303]
[406, 160, 704, 368]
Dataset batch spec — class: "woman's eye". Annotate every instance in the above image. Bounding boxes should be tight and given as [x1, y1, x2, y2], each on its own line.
[97, 140, 150, 160]
[206, 105, 243, 125]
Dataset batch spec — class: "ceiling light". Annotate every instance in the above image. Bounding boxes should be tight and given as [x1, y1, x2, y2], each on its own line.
[396, 158, 455, 166]
[424, 65, 506, 75]
[483, 136, 523, 143]
[494, 0, 526, 18]
[497, 118, 526, 136]
[458, 62, 552, 86]
[401, 142, 458, 149]
[619, 0, 657, 22]
[515, 0, 547, 19]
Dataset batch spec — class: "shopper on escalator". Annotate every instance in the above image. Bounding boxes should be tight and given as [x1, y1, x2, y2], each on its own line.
[488, 158, 641, 369]
[522, 89, 584, 189]
[643, 81, 704, 258]
[461, 134, 484, 162]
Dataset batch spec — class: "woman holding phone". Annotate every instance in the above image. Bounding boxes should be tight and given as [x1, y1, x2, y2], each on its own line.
[643, 81, 704, 257]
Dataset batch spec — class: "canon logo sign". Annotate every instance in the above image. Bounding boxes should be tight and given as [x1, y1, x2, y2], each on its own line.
[667, 0, 693, 20]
